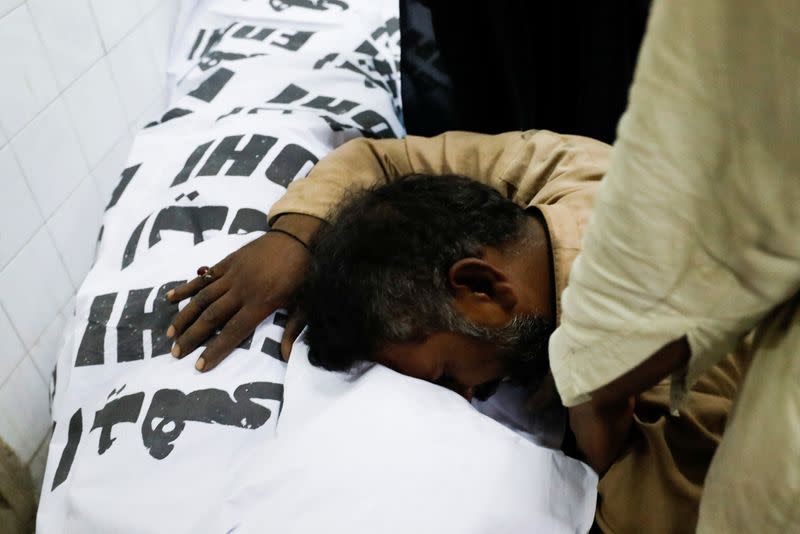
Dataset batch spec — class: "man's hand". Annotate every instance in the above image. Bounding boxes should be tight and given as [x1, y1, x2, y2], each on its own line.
[166, 214, 323, 371]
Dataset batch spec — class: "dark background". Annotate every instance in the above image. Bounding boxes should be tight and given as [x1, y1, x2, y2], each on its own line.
[400, 0, 652, 144]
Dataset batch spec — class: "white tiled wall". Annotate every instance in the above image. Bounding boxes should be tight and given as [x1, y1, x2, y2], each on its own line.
[0, 0, 177, 492]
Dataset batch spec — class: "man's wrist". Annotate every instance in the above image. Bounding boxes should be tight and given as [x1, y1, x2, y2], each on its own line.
[270, 213, 326, 245]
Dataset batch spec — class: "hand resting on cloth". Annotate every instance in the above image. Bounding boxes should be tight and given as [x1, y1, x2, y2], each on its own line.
[166, 213, 324, 371]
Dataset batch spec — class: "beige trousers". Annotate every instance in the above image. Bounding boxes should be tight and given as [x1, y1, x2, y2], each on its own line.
[698, 298, 800, 533]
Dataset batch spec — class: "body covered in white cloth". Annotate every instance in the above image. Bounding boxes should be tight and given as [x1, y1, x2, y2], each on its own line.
[37, 1, 596, 532]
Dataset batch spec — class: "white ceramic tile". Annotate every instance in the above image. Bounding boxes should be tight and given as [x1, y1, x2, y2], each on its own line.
[28, 431, 51, 497]
[141, 0, 178, 77]
[136, 0, 161, 17]
[91, 131, 132, 204]
[0, 0, 24, 18]
[11, 99, 89, 219]
[47, 176, 102, 287]
[0, 304, 26, 387]
[0, 227, 73, 348]
[108, 21, 163, 124]
[89, 0, 142, 51]
[0, 357, 50, 462]
[29, 310, 66, 381]
[64, 57, 127, 169]
[0, 145, 44, 269]
[0, 5, 59, 138]
[27, 0, 105, 90]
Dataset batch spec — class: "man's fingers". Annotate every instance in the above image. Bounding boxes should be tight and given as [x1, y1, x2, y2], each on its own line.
[166, 255, 234, 302]
[172, 292, 237, 358]
[196, 310, 258, 372]
[166, 271, 216, 303]
[169, 281, 227, 339]
[280, 311, 307, 361]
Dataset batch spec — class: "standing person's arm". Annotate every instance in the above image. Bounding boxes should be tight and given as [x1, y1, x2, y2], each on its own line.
[548, 0, 800, 470]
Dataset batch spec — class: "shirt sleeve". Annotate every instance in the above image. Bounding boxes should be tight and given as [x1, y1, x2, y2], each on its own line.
[268, 130, 609, 224]
[548, 0, 800, 407]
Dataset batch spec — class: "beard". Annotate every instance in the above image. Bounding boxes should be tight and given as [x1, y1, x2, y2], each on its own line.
[455, 313, 555, 402]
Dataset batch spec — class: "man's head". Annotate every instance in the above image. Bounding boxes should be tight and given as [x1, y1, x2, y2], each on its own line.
[301, 174, 555, 400]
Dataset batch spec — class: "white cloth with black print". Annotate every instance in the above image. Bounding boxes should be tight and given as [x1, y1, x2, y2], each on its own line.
[37, 1, 596, 532]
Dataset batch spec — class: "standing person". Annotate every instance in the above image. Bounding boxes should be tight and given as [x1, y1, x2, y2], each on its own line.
[546, 1, 800, 532]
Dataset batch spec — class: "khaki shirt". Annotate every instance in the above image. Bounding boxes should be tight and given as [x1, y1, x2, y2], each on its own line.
[269, 129, 611, 322]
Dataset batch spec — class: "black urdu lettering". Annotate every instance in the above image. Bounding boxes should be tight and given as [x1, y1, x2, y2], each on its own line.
[265, 143, 318, 188]
[141, 382, 283, 459]
[197, 134, 277, 177]
[352, 109, 396, 139]
[116, 282, 182, 363]
[302, 95, 359, 115]
[172, 141, 213, 186]
[272, 30, 314, 51]
[121, 216, 148, 269]
[51, 409, 82, 491]
[75, 293, 117, 367]
[267, 83, 310, 105]
[90, 392, 145, 454]
[106, 164, 141, 210]
[228, 208, 269, 235]
[148, 206, 229, 247]
[232, 24, 275, 41]
[145, 107, 193, 129]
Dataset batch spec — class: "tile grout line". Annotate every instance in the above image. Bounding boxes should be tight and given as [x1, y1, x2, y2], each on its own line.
[26, 428, 52, 468]
[5, 1, 160, 146]
[0, 301, 28, 390]
[0, 0, 24, 20]
[0, 122, 133, 274]
[1, 168, 92, 276]
[0, 301, 62, 393]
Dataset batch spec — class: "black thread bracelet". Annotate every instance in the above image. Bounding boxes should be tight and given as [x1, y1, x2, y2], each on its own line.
[267, 227, 310, 251]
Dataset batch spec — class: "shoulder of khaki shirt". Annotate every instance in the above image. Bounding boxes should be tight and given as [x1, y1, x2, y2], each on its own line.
[268, 129, 611, 225]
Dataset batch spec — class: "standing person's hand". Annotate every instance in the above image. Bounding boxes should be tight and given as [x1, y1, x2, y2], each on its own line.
[166, 214, 323, 371]
[568, 396, 636, 474]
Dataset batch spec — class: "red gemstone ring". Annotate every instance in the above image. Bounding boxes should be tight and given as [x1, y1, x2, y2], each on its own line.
[197, 266, 214, 281]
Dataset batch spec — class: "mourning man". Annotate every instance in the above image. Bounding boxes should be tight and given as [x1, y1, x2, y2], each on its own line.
[169, 130, 746, 533]
[284, 131, 747, 533]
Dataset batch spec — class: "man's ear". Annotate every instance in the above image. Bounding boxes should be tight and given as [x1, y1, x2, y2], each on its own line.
[448, 258, 517, 327]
